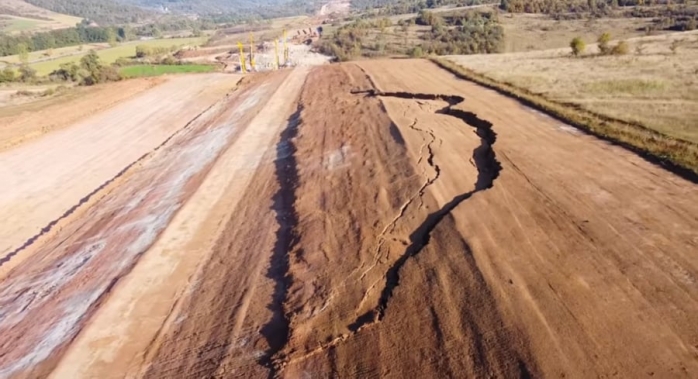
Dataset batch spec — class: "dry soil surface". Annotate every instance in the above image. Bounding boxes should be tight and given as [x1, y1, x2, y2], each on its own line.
[1, 60, 697, 379]
[0, 78, 164, 151]
[0, 74, 237, 268]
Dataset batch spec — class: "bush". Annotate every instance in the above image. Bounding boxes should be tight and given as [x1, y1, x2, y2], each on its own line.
[49, 50, 121, 85]
[113, 57, 133, 66]
[160, 56, 178, 65]
[98, 66, 122, 83]
[610, 40, 629, 55]
[41, 87, 56, 97]
[0, 67, 16, 83]
[597, 32, 611, 55]
[135, 45, 152, 58]
[416, 10, 443, 26]
[570, 37, 586, 56]
[409, 46, 425, 58]
[18, 64, 37, 83]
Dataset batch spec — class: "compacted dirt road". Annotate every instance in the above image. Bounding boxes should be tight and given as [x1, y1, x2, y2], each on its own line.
[1, 60, 697, 378]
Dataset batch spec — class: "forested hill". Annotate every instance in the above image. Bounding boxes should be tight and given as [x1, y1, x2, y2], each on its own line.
[20, 0, 320, 25]
[127, 0, 321, 20]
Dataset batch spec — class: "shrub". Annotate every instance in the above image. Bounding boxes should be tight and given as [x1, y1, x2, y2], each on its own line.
[597, 32, 611, 55]
[416, 10, 443, 26]
[410, 46, 425, 58]
[570, 37, 586, 56]
[113, 57, 133, 67]
[18, 64, 36, 82]
[135, 45, 152, 58]
[610, 40, 629, 55]
[160, 56, 178, 65]
[0, 67, 16, 83]
[98, 66, 122, 83]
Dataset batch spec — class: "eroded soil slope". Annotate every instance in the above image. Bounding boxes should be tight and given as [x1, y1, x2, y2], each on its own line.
[1, 60, 697, 379]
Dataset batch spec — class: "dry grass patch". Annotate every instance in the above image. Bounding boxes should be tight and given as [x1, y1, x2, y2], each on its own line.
[499, 13, 665, 52]
[582, 79, 666, 96]
[431, 56, 698, 180]
[446, 31, 698, 144]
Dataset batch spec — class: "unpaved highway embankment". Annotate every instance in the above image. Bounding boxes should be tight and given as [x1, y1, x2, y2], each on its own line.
[0, 60, 697, 379]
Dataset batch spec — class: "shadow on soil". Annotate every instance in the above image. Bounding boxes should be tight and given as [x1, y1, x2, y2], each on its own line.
[259, 105, 303, 378]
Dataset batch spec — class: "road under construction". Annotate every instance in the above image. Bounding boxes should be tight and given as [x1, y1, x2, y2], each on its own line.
[1, 57, 697, 378]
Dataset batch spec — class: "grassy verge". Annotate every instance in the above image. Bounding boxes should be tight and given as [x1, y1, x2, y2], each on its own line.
[430, 57, 698, 181]
[27, 37, 207, 76]
[119, 64, 216, 78]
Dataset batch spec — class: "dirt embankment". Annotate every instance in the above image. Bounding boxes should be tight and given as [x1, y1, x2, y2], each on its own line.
[0, 78, 164, 152]
[1, 59, 697, 379]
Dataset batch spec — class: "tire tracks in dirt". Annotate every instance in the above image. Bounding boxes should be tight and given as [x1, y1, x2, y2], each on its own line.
[0, 97, 230, 270]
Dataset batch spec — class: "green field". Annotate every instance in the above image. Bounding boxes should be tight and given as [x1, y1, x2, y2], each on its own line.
[0, 44, 105, 65]
[0, 13, 82, 35]
[22, 37, 207, 76]
[0, 17, 41, 33]
[120, 64, 216, 78]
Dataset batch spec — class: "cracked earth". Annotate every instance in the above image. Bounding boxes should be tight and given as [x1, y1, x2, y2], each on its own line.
[1, 60, 698, 378]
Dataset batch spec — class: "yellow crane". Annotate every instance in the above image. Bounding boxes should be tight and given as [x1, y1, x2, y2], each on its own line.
[237, 42, 246, 74]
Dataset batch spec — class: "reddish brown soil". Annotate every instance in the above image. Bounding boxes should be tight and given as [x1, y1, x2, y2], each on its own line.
[1, 60, 697, 379]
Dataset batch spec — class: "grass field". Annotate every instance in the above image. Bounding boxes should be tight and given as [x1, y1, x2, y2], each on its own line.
[498, 13, 664, 52]
[0, 44, 108, 66]
[25, 37, 208, 76]
[446, 30, 698, 144]
[120, 64, 216, 78]
[0, 16, 41, 33]
[0, 0, 82, 34]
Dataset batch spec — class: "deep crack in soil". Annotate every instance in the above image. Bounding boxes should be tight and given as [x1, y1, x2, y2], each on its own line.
[349, 89, 501, 330]
[273, 88, 503, 371]
[261, 105, 304, 378]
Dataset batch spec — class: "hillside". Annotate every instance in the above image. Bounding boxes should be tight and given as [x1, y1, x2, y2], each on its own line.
[127, 0, 321, 19]
[16, 0, 320, 25]
[23, 0, 156, 24]
[0, 0, 82, 33]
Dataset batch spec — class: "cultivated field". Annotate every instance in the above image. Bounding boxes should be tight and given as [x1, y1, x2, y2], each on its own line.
[0, 57, 697, 379]
[0, 37, 207, 76]
[119, 64, 217, 78]
[32, 38, 208, 76]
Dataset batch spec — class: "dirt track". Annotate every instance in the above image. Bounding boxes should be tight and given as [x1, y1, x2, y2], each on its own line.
[1, 60, 697, 378]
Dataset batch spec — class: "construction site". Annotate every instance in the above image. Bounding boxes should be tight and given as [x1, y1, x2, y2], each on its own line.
[174, 24, 331, 73]
[1, 1, 698, 378]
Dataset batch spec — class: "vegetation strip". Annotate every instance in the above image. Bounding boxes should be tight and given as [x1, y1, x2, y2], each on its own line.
[430, 57, 698, 182]
[119, 64, 216, 78]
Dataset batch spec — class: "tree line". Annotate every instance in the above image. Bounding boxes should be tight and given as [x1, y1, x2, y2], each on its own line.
[414, 10, 504, 55]
[0, 24, 131, 57]
[317, 9, 504, 60]
[351, 0, 497, 16]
